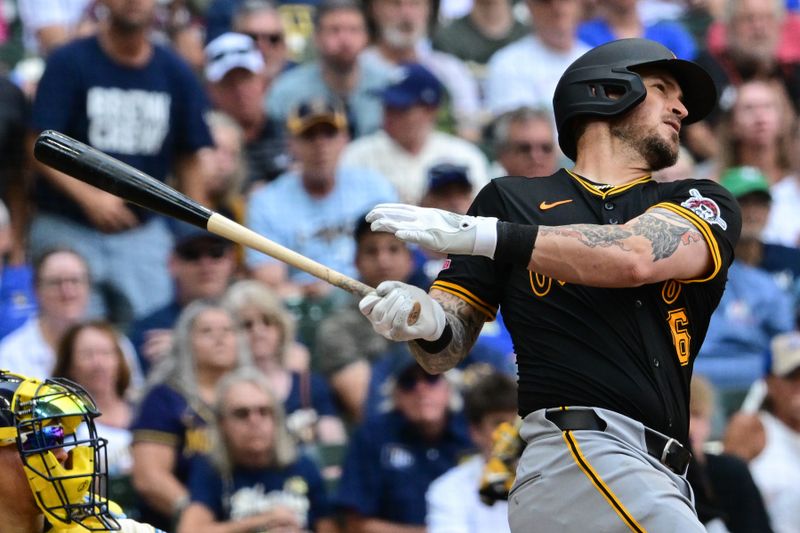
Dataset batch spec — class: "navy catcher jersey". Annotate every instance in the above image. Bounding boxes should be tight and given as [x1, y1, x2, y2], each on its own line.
[433, 169, 742, 443]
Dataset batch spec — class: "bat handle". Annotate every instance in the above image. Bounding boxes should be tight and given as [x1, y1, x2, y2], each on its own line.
[353, 283, 420, 326]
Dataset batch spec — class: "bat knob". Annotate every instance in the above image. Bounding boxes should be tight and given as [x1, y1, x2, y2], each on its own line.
[407, 302, 421, 325]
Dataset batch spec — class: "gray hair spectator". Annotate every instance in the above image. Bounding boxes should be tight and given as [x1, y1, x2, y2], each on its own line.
[492, 106, 559, 178]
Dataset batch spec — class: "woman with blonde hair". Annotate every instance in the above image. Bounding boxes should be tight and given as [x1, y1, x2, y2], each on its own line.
[177, 369, 336, 533]
[129, 300, 252, 531]
[222, 280, 346, 447]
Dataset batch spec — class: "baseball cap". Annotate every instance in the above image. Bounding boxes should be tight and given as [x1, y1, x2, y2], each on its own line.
[286, 98, 348, 135]
[719, 166, 771, 200]
[377, 63, 444, 109]
[426, 163, 472, 194]
[204, 32, 265, 83]
[170, 220, 231, 260]
[769, 331, 800, 378]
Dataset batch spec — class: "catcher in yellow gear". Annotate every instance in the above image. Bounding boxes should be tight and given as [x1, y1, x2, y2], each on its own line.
[0, 369, 162, 532]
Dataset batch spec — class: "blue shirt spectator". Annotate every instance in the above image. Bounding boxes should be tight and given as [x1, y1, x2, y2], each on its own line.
[188, 454, 331, 526]
[335, 409, 473, 526]
[365, 344, 515, 420]
[0, 265, 36, 341]
[246, 147, 396, 289]
[268, 60, 389, 139]
[694, 261, 794, 392]
[130, 383, 213, 491]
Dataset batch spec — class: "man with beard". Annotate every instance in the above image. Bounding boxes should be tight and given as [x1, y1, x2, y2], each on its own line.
[361, 0, 481, 140]
[357, 39, 742, 532]
[267, 0, 390, 138]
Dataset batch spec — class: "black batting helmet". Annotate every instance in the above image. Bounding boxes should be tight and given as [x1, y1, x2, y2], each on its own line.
[553, 38, 717, 161]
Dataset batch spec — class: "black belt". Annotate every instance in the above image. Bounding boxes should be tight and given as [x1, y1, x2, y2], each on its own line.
[544, 408, 691, 475]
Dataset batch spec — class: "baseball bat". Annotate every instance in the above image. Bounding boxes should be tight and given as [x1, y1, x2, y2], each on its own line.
[33, 130, 420, 323]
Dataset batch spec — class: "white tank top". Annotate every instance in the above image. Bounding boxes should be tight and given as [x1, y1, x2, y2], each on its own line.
[749, 412, 800, 533]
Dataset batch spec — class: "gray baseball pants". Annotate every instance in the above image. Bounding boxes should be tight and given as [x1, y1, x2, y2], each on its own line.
[508, 407, 704, 532]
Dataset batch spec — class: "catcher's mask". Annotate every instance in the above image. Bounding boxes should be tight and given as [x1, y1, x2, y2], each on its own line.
[552, 38, 717, 161]
[0, 370, 118, 530]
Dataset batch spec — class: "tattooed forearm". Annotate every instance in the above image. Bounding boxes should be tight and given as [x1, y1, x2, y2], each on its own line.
[538, 225, 634, 250]
[629, 210, 701, 260]
[539, 209, 703, 262]
[410, 290, 485, 374]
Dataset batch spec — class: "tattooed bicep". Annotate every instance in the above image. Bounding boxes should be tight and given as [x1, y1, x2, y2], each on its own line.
[631, 208, 705, 261]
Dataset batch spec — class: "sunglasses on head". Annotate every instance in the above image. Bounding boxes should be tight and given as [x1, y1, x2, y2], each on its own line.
[245, 31, 284, 45]
[397, 371, 442, 391]
[176, 242, 229, 261]
[226, 405, 273, 420]
[19, 425, 65, 451]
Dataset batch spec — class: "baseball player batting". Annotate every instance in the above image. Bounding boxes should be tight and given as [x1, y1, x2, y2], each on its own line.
[359, 38, 740, 532]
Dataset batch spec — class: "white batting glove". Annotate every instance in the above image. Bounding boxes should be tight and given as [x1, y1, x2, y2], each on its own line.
[359, 281, 446, 342]
[367, 204, 498, 258]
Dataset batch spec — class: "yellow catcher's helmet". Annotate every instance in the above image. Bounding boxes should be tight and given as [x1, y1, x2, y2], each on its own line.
[0, 370, 119, 531]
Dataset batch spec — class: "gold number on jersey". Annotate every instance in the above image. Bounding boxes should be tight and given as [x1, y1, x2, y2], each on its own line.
[661, 280, 681, 304]
[666, 308, 691, 366]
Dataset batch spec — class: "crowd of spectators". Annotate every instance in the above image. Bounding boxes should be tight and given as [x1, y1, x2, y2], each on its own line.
[0, 0, 798, 531]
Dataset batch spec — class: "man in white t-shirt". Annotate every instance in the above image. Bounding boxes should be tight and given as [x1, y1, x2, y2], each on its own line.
[724, 331, 800, 533]
[485, 0, 589, 117]
[426, 371, 518, 533]
[339, 63, 489, 204]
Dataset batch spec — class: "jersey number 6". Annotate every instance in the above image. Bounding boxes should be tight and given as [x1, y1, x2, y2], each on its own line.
[666, 309, 691, 366]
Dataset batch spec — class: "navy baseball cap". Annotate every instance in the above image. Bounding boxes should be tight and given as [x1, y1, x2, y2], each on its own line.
[286, 97, 348, 135]
[377, 63, 444, 109]
[169, 220, 230, 258]
[426, 163, 472, 193]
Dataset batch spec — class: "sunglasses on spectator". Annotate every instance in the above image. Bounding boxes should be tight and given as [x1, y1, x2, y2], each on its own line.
[20, 425, 65, 451]
[507, 141, 554, 155]
[300, 125, 340, 141]
[245, 31, 284, 45]
[175, 242, 229, 261]
[225, 405, 273, 420]
[38, 275, 89, 289]
[397, 372, 442, 391]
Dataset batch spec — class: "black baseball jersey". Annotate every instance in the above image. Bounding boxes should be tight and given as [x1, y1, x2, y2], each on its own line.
[433, 169, 741, 443]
